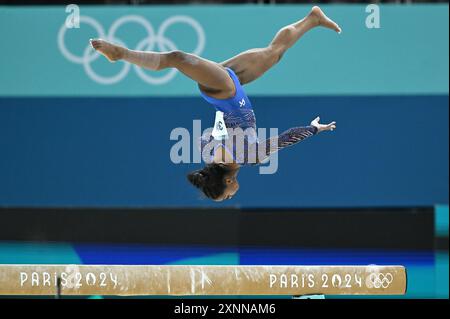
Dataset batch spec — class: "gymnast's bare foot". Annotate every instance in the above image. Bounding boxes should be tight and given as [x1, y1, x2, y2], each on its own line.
[90, 39, 126, 62]
[310, 6, 342, 34]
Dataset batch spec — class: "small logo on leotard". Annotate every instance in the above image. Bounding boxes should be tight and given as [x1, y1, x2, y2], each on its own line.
[216, 121, 223, 130]
[239, 98, 246, 107]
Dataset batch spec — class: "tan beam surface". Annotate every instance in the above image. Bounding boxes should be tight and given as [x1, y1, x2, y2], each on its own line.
[0, 265, 407, 296]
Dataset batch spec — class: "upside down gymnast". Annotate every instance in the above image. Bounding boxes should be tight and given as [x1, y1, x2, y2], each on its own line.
[91, 6, 340, 201]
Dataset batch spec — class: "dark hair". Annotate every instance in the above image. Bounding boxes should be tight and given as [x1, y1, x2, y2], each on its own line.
[187, 164, 232, 200]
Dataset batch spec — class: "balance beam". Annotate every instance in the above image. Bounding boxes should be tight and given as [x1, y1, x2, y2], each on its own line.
[0, 265, 407, 296]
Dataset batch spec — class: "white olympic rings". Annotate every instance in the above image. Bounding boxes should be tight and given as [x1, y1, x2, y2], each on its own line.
[58, 14, 206, 85]
[367, 272, 394, 289]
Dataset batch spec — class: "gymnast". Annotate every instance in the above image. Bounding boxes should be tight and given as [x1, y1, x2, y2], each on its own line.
[91, 6, 339, 201]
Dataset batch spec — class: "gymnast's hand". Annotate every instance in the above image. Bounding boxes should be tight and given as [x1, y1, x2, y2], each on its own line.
[310, 116, 336, 133]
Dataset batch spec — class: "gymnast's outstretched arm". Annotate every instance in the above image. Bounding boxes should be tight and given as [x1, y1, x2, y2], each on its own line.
[255, 117, 336, 164]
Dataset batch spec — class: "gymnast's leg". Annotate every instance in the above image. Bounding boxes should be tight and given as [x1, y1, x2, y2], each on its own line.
[90, 39, 235, 99]
[221, 6, 341, 85]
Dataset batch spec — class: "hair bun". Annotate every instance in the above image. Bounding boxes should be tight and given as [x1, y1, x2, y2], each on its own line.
[187, 171, 206, 188]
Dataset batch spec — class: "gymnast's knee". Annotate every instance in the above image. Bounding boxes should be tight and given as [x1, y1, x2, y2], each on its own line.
[166, 50, 192, 66]
[267, 45, 285, 64]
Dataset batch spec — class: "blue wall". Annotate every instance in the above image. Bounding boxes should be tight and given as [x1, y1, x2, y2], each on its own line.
[0, 95, 448, 207]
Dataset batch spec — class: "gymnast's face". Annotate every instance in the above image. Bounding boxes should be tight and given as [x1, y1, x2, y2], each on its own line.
[215, 172, 239, 201]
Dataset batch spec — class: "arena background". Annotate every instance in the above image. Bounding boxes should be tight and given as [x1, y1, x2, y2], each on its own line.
[0, 1, 448, 298]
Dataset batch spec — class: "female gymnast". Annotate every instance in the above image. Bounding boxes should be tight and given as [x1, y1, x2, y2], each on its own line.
[91, 6, 339, 201]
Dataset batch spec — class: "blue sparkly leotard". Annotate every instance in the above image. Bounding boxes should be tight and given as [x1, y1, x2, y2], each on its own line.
[199, 67, 318, 165]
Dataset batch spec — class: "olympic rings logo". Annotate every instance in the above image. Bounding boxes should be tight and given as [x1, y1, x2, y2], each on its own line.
[366, 272, 394, 289]
[58, 15, 205, 85]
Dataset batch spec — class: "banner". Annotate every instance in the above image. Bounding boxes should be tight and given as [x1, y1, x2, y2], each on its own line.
[0, 4, 448, 96]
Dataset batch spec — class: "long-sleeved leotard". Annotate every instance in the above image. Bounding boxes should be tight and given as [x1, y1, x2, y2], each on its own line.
[256, 125, 318, 164]
[198, 67, 318, 165]
[200, 124, 318, 165]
